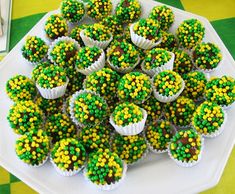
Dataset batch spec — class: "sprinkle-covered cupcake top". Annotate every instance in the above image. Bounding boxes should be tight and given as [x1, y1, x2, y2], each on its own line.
[51, 138, 86, 171]
[112, 102, 143, 126]
[169, 129, 202, 162]
[165, 96, 196, 127]
[100, 15, 123, 35]
[44, 14, 68, 40]
[86, 149, 124, 185]
[87, 0, 112, 20]
[61, 0, 85, 23]
[117, 72, 152, 103]
[37, 65, 67, 89]
[149, 5, 174, 31]
[176, 19, 205, 49]
[156, 31, 177, 51]
[112, 133, 147, 164]
[6, 75, 37, 102]
[133, 18, 161, 42]
[31, 61, 52, 81]
[192, 101, 224, 135]
[193, 42, 222, 70]
[15, 129, 50, 166]
[22, 36, 48, 63]
[69, 24, 89, 46]
[153, 70, 183, 96]
[7, 100, 43, 135]
[84, 23, 111, 41]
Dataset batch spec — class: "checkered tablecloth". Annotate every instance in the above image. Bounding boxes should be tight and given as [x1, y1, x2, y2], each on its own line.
[0, 0, 235, 193]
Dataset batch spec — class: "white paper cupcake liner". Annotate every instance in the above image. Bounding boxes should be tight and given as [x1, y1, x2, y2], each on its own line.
[221, 102, 234, 110]
[26, 156, 48, 168]
[130, 23, 162, 50]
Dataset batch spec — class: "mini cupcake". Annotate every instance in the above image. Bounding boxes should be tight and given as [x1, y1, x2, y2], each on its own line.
[145, 120, 174, 153]
[31, 61, 52, 81]
[117, 72, 152, 104]
[87, 0, 112, 21]
[130, 18, 162, 49]
[156, 31, 178, 51]
[192, 42, 222, 72]
[168, 129, 203, 167]
[165, 96, 196, 128]
[109, 102, 147, 135]
[100, 15, 123, 35]
[6, 75, 37, 102]
[51, 138, 86, 176]
[152, 70, 185, 103]
[69, 24, 90, 46]
[176, 19, 205, 49]
[141, 48, 174, 76]
[75, 46, 105, 75]
[149, 5, 174, 31]
[7, 100, 44, 135]
[44, 14, 68, 40]
[15, 129, 50, 167]
[21, 36, 48, 64]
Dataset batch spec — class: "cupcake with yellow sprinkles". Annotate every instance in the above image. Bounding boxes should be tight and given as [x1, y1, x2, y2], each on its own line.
[156, 31, 178, 51]
[31, 61, 52, 81]
[15, 129, 50, 167]
[69, 24, 90, 46]
[7, 100, 44, 135]
[100, 15, 123, 35]
[51, 138, 86, 176]
[168, 128, 203, 167]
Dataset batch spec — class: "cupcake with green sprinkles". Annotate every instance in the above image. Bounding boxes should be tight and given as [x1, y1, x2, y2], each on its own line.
[75, 46, 105, 75]
[50, 138, 86, 176]
[192, 101, 226, 138]
[15, 129, 50, 167]
[44, 14, 68, 40]
[87, 0, 112, 21]
[21, 36, 48, 64]
[145, 120, 175, 153]
[176, 18, 205, 49]
[109, 102, 147, 136]
[6, 75, 37, 102]
[100, 15, 123, 35]
[192, 42, 222, 72]
[107, 41, 140, 73]
[117, 72, 152, 104]
[7, 100, 44, 135]
[60, 0, 85, 23]
[165, 96, 196, 127]
[156, 31, 178, 51]
[84, 149, 127, 190]
[141, 48, 174, 76]
[152, 70, 185, 103]
[115, 0, 141, 24]
[69, 24, 89, 46]
[31, 61, 52, 81]
[36, 65, 68, 99]
[130, 18, 162, 49]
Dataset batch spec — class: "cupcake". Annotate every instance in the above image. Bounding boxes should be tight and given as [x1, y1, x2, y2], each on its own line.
[152, 70, 185, 103]
[75, 46, 105, 75]
[7, 100, 44, 135]
[21, 36, 48, 64]
[192, 42, 222, 72]
[69, 24, 90, 46]
[156, 31, 178, 51]
[15, 129, 50, 167]
[149, 5, 174, 31]
[192, 101, 226, 138]
[44, 14, 68, 40]
[130, 18, 162, 49]
[115, 0, 141, 24]
[145, 120, 175, 153]
[51, 138, 86, 176]
[111, 133, 147, 165]
[87, 0, 112, 21]
[109, 102, 147, 135]
[31, 61, 52, 81]
[176, 19, 205, 49]
[100, 15, 123, 35]
[165, 96, 196, 127]
[117, 72, 152, 104]
[60, 0, 85, 23]
[6, 75, 37, 102]
[168, 129, 203, 167]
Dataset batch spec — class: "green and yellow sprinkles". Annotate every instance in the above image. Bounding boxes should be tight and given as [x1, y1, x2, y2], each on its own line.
[100, 15, 123, 35]
[69, 24, 89, 46]
[31, 61, 52, 81]
[156, 31, 177, 51]
[84, 23, 111, 41]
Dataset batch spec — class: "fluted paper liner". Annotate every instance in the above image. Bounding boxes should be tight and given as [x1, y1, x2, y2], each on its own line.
[26, 156, 48, 168]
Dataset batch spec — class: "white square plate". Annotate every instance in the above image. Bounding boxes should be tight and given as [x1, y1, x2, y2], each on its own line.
[0, 0, 235, 193]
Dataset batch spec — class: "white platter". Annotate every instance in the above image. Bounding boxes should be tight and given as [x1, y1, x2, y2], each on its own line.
[1, 0, 235, 193]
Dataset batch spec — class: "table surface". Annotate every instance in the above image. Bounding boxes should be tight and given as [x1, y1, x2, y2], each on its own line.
[0, 0, 235, 193]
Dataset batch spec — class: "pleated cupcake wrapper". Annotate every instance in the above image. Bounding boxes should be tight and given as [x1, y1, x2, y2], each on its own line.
[173, 124, 192, 131]
[221, 103, 234, 110]
[62, 100, 69, 116]
[76, 50, 105, 75]
[130, 23, 162, 50]
[127, 148, 149, 166]
[83, 161, 127, 191]
[26, 156, 48, 168]
[80, 30, 113, 49]
[109, 108, 147, 136]
[141, 52, 175, 77]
